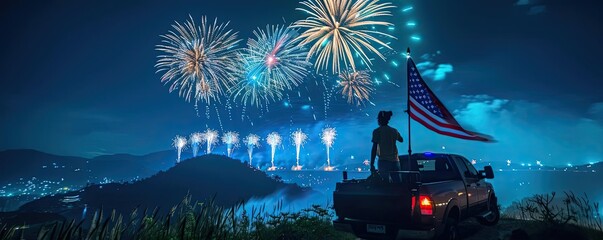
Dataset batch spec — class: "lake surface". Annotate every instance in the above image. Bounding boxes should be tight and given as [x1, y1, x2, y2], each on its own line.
[270, 170, 603, 210]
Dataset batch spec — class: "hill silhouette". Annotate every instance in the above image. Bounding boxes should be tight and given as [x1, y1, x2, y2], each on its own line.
[0, 149, 177, 186]
[18, 154, 311, 219]
[0, 149, 88, 185]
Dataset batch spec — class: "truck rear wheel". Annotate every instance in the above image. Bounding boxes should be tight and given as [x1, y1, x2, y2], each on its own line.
[439, 216, 458, 240]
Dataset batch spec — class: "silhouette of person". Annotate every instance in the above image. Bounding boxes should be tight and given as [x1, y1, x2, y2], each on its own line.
[371, 111, 404, 182]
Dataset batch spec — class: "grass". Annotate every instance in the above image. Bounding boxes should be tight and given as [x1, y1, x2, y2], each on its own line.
[3, 191, 603, 240]
[0, 195, 355, 240]
[502, 191, 603, 240]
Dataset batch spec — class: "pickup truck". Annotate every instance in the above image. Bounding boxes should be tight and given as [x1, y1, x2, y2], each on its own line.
[333, 152, 499, 240]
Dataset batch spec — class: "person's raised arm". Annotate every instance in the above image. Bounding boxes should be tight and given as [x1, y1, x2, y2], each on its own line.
[397, 130, 404, 143]
[371, 142, 377, 172]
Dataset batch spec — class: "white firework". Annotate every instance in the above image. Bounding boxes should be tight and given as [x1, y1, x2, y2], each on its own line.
[244, 134, 261, 166]
[321, 127, 337, 168]
[190, 132, 203, 157]
[173, 135, 188, 163]
[291, 129, 308, 170]
[266, 132, 282, 171]
[221, 131, 240, 157]
[202, 128, 219, 154]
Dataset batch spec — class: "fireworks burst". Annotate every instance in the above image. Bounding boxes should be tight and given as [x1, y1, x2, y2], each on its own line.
[156, 16, 242, 104]
[232, 25, 310, 107]
[202, 128, 219, 154]
[321, 127, 337, 170]
[293, 0, 395, 73]
[190, 132, 203, 157]
[338, 70, 374, 105]
[291, 129, 308, 170]
[221, 131, 240, 157]
[244, 134, 261, 166]
[266, 132, 282, 171]
[173, 135, 188, 163]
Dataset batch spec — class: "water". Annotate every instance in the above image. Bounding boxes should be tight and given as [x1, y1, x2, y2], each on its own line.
[270, 170, 603, 210]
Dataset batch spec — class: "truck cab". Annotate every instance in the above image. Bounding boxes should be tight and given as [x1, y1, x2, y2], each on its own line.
[333, 153, 498, 240]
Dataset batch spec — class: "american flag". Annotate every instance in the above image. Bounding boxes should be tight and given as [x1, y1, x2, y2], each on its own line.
[407, 58, 492, 141]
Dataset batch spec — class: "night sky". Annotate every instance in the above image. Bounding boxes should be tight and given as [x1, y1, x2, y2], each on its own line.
[1, 0, 602, 167]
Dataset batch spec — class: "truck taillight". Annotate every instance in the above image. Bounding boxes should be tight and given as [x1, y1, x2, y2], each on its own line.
[411, 195, 434, 216]
[419, 195, 433, 215]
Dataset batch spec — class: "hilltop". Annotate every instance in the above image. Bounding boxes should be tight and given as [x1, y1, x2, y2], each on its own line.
[17, 154, 311, 219]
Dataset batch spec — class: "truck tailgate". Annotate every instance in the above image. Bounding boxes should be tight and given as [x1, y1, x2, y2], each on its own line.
[334, 181, 416, 223]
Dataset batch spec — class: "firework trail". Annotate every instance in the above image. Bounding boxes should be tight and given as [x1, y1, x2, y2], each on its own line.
[190, 132, 203, 157]
[293, 0, 395, 74]
[221, 131, 240, 157]
[338, 70, 374, 105]
[232, 25, 310, 107]
[291, 129, 308, 170]
[156, 16, 242, 104]
[244, 134, 261, 165]
[202, 128, 219, 154]
[321, 127, 337, 170]
[173, 135, 188, 163]
[266, 132, 282, 171]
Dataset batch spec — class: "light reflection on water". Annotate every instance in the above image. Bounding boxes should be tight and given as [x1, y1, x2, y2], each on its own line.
[270, 170, 603, 211]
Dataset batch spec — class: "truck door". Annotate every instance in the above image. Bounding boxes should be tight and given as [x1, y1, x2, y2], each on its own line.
[459, 157, 489, 205]
[453, 156, 481, 215]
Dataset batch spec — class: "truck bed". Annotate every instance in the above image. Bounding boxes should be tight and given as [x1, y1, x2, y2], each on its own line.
[333, 172, 420, 223]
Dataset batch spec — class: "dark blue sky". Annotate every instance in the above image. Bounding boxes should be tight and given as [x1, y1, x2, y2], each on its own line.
[1, 0, 602, 166]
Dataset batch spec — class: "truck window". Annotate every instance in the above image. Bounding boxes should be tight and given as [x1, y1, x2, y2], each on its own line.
[460, 157, 479, 178]
[416, 159, 452, 172]
[415, 158, 456, 182]
[453, 157, 470, 176]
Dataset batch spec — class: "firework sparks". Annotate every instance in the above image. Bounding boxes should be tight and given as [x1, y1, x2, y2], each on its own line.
[266, 132, 282, 171]
[232, 25, 310, 107]
[291, 129, 308, 170]
[190, 132, 203, 157]
[202, 128, 219, 154]
[230, 63, 283, 108]
[293, 0, 395, 73]
[173, 135, 188, 163]
[156, 16, 242, 104]
[338, 70, 374, 105]
[244, 134, 261, 166]
[221, 131, 240, 157]
[321, 127, 337, 170]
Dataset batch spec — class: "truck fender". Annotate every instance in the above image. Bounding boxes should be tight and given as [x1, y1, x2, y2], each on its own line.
[439, 198, 460, 234]
[487, 191, 498, 208]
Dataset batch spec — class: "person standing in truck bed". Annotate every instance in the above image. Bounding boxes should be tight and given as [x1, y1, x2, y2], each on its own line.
[370, 111, 404, 182]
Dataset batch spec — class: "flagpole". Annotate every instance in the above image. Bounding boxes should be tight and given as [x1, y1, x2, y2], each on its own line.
[406, 48, 412, 163]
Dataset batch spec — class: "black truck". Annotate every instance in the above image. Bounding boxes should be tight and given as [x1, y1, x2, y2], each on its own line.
[333, 152, 499, 240]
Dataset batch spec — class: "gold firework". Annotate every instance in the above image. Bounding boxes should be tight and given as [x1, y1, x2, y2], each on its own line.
[156, 16, 242, 104]
[338, 70, 374, 105]
[293, 0, 395, 74]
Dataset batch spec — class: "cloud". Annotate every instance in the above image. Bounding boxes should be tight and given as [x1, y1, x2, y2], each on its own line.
[450, 95, 603, 165]
[589, 102, 603, 120]
[527, 5, 546, 15]
[415, 52, 454, 81]
[514, 0, 546, 15]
